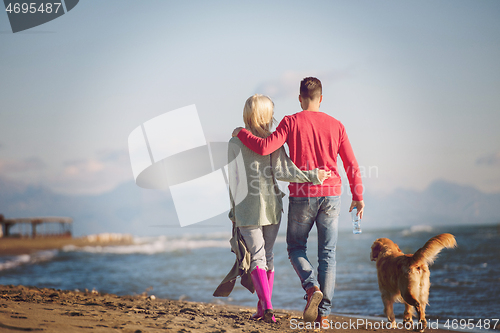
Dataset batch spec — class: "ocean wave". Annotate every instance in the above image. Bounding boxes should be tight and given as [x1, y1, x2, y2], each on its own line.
[0, 250, 58, 271]
[442, 262, 491, 272]
[401, 225, 433, 236]
[62, 235, 232, 255]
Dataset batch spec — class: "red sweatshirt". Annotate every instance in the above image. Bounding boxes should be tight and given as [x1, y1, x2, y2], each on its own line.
[237, 110, 364, 200]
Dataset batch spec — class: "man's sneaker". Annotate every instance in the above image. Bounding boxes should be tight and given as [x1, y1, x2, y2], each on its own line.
[303, 286, 323, 322]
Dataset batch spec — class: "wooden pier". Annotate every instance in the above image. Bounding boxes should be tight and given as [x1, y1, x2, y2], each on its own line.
[0, 215, 72, 238]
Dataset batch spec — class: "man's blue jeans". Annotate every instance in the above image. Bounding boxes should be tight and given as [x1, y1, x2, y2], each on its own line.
[286, 196, 340, 316]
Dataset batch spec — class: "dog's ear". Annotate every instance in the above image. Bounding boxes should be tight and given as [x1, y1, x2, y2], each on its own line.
[395, 244, 402, 253]
[370, 240, 382, 261]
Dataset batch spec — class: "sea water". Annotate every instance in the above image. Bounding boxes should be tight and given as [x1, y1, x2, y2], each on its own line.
[1, 224, 499, 322]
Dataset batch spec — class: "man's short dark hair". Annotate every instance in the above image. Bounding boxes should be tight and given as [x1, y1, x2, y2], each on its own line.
[300, 77, 322, 100]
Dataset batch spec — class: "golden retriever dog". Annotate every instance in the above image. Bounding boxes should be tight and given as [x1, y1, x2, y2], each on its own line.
[370, 233, 457, 332]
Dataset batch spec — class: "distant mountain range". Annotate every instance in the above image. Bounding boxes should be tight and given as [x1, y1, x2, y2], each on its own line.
[358, 180, 500, 229]
[0, 177, 499, 236]
[0, 177, 178, 237]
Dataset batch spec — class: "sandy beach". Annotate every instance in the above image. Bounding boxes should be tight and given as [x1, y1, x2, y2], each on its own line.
[0, 284, 462, 333]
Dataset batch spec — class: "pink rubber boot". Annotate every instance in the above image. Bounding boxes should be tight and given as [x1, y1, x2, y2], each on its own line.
[250, 268, 275, 323]
[251, 270, 275, 320]
[251, 301, 264, 320]
[252, 271, 276, 322]
[266, 270, 276, 322]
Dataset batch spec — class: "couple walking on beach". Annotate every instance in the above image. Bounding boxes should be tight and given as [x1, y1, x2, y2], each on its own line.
[217, 77, 364, 325]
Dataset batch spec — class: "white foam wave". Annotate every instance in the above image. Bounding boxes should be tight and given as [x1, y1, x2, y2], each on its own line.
[402, 225, 433, 236]
[0, 250, 58, 271]
[62, 235, 231, 255]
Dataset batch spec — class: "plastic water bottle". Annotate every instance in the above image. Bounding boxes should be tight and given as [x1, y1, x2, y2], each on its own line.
[351, 207, 362, 234]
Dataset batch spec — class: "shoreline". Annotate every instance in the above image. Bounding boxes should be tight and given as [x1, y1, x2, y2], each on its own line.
[0, 284, 463, 333]
[0, 233, 134, 256]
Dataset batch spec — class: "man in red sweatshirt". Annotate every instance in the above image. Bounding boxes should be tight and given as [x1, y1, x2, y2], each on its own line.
[232, 77, 364, 325]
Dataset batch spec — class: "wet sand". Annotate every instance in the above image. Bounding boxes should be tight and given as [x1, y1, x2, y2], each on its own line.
[0, 284, 460, 332]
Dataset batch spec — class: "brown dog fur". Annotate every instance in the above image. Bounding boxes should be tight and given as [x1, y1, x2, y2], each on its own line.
[370, 233, 457, 332]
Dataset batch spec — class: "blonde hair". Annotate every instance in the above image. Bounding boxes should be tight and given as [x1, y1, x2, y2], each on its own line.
[243, 94, 276, 138]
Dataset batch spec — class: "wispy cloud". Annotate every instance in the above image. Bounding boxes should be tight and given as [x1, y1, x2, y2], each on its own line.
[255, 68, 354, 99]
[48, 149, 132, 195]
[476, 151, 500, 167]
[0, 157, 46, 173]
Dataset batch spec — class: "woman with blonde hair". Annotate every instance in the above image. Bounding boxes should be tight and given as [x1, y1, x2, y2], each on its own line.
[226, 94, 330, 323]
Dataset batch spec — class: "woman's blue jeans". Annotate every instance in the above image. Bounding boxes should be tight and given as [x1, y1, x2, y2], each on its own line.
[286, 196, 340, 316]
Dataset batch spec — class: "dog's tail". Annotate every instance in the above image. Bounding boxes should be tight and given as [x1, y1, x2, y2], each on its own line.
[412, 233, 457, 266]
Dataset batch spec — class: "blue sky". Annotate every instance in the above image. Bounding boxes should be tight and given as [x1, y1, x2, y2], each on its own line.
[1, 0, 499, 198]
